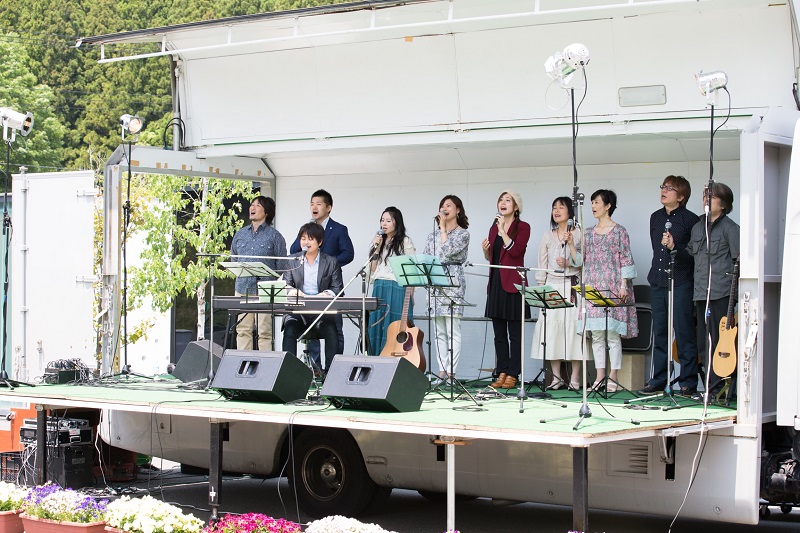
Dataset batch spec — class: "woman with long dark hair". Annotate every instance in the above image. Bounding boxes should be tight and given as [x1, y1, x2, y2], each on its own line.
[367, 206, 416, 354]
[423, 195, 470, 384]
[482, 190, 530, 390]
[531, 196, 583, 390]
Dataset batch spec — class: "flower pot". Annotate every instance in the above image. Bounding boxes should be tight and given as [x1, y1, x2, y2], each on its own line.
[19, 514, 106, 533]
[0, 510, 23, 533]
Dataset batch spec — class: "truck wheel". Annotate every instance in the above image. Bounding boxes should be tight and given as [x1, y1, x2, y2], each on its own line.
[780, 503, 792, 514]
[759, 504, 771, 520]
[290, 429, 375, 518]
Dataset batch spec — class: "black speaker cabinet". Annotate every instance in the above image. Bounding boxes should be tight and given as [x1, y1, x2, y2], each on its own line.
[172, 341, 224, 383]
[321, 355, 428, 412]
[210, 350, 312, 403]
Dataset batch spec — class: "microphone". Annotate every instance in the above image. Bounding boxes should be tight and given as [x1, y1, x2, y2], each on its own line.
[664, 221, 672, 232]
[299, 246, 309, 261]
[494, 212, 502, 225]
[434, 209, 446, 222]
[369, 229, 385, 257]
[562, 219, 574, 248]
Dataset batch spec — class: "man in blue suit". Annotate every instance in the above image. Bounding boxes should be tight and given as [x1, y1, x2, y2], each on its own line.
[290, 190, 354, 367]
[282, 223, 344, 371]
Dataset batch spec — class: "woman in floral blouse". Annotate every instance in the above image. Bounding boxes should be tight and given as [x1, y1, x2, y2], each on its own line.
[423, 195, 470, 384]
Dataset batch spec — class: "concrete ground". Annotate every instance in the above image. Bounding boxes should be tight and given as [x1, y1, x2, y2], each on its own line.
[117, 461, 800, 533]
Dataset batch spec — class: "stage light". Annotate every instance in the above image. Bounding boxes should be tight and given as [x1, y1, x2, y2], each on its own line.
[0, 107, 34, 142]
[696, 70, 728, 97]
[545, 43, 590, 86]
[120, 114, 144, 136]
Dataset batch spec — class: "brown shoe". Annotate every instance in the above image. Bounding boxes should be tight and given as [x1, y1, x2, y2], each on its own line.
[490, 373, 507, 388]
[501, 375, 518, 389]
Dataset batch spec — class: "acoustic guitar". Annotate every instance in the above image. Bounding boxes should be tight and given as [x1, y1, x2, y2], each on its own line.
[380, 287, 426, 371]
[712, 257, 740, 378]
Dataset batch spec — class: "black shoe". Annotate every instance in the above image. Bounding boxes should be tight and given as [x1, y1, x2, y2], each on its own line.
[638, 383, 662, 395]
[679, 387, 697, 398]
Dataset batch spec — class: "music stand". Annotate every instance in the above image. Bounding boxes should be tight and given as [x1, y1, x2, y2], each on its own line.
[429, 287, 483, 409]
[523, 285, 575, 398]
[579, 285, 637, 399]
[387, 254, 454, 372]
[219, 262, 283, 351]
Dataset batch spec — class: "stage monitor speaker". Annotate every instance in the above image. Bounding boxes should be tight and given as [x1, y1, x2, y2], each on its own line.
[210, 350, 312, 403]
[173, 341, 223, 383]
[321, 355, 428, 412]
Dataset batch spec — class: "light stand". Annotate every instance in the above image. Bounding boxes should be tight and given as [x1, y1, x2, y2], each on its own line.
[113, 114, 148, 379]
[696, 70, 730, 405]
[0, 108, 34, 388]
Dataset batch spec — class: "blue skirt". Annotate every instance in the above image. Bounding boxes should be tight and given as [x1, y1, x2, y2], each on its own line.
[368, 279, 413, 355]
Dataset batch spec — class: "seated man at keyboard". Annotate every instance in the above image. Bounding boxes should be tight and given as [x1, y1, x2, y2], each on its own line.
[281, 222, 344, 373]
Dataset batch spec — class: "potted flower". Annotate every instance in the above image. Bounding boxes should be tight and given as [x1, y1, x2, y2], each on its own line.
[105, 495, 203, 533]
[20, 483, 108, 533]
[202, 513, 300, 533]
[0, 481, 28, 533]
[305, 516, 397, 533]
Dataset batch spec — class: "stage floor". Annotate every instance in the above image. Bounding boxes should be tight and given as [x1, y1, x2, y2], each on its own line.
[0, 376, 737, 446]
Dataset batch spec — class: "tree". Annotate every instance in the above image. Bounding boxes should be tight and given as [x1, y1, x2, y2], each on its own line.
[0, 37, 66, 179]
[127, 172, 255, 340]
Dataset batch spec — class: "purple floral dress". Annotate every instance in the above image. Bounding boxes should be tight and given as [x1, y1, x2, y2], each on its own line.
[577, 224, 638, 338]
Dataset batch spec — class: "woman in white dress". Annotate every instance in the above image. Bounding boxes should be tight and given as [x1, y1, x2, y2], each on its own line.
[530, 196, 583, 390]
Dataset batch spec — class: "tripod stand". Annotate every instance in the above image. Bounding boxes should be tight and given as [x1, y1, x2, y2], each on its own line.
[626, 250, 685, 410]
[523, 285, 574, 399]
[581, 286, 636, 399]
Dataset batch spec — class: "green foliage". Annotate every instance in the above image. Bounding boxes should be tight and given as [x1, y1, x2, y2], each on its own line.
[0, 37, 66, 178]
[127, 174, 254, 315]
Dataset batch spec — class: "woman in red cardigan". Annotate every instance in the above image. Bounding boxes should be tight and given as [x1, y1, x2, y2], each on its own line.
[482, 190, 531, 389]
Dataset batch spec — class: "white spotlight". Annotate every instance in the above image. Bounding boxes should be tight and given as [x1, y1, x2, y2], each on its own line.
[696, 70, 728, 98]
[120, 114, 144, 137]
[545, 43, 590, 86]
[0, 107, 34, 142]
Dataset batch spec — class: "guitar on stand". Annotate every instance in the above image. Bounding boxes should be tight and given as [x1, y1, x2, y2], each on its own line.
[381, 287, 426, 371]
[713, 257, 740, 379]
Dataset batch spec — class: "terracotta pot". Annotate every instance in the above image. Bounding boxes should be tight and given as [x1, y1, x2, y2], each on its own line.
[0, 510, 23, 533]
[19, 514, 106, 533]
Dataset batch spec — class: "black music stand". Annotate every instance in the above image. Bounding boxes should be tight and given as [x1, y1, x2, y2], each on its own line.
[219, 261, 281, 350]
[429, 288, 483, 409]
[523, 285, 575, 398]
[388, 254, 454, 373]
[579, 286, 636, 399]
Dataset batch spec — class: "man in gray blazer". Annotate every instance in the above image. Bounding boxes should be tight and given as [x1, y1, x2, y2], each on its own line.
[281, 222, 344, 372]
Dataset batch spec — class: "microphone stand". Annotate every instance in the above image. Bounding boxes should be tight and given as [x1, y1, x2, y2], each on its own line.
[298, 256, 373, 369]
[466, 262, 554, 413]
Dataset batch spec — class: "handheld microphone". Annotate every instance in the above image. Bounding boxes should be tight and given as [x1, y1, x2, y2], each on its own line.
[664, 221, 672, 233]
[567, 219, 574, 231]
[369, 229, 384, 256]
[494, 212, 502, 225]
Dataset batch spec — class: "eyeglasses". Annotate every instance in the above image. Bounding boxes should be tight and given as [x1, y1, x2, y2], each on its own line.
[659, 184, 677, 192]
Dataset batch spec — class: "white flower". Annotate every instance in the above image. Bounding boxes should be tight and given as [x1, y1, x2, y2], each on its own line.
[0, 482, 27, 511]
[306, 515, 398, 533]
[106, 496, 203, 533]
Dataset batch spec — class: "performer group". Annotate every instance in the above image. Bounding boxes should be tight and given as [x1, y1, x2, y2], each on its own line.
[230, 176, 740, 397]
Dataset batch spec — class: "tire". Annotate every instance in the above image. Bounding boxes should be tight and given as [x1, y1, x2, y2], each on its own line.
[289, 429, 377, 518]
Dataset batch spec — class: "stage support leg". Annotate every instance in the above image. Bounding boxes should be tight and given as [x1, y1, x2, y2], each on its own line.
[209, 420, 225, 521]
[35, 407, 46, 485]
[446, 442, 455, 532]
[572, 445, 589, 533]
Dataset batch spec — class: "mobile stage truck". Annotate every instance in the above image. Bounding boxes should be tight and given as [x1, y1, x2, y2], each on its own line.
[35, 0, 800, 529]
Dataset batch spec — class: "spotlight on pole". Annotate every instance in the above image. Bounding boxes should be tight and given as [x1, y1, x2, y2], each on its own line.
[120, 113, 144, 139]
[545, 43, 590, 86]
[695, 70, 728, 101]
[0, 108, 34, 142]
